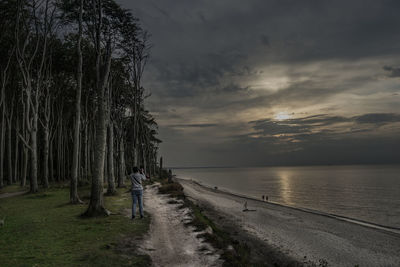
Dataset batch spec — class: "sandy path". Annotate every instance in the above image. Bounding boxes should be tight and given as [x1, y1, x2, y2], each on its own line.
[178, 178, 400, 267]
[138, 184, 222, 267]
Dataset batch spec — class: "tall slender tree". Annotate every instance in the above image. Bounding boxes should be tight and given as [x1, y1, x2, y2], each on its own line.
[70, 0, 84, 204]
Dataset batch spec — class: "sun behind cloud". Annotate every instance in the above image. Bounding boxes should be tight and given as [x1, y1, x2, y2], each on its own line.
[274, 112, 292, 121]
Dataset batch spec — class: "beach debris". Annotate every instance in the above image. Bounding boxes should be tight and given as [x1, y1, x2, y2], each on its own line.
[243, 201, 256, 212]
[243, 201, 248, 211]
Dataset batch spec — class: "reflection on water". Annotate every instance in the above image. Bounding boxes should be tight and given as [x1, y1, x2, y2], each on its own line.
[174, 165, 400, 228]
[279, 171, 293, 206]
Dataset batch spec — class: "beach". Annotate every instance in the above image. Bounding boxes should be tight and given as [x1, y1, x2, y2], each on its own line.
[177, 178, 400, 266]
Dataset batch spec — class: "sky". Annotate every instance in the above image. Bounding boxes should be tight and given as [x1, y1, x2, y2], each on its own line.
[118, 0, 400, 167]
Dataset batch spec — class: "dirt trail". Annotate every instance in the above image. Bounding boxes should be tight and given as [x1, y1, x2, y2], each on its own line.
[0, 191, 27, 199]
[138, 184, 222, 267]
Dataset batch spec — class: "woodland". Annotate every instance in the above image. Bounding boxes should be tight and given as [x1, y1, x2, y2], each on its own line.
[0, 0, 161, 216]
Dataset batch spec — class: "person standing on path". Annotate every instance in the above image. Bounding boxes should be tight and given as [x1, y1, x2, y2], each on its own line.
[130, 166, 147, 219]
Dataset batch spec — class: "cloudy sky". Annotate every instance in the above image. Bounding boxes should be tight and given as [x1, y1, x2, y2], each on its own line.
[118, 0, 400, 167]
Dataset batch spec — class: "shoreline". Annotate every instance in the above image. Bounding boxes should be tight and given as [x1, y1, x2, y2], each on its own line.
[176, 177, 400, 266]
[178, 177, 400, 236]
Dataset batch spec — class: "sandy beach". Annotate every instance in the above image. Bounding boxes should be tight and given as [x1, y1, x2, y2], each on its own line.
[177, 178, 400, 267]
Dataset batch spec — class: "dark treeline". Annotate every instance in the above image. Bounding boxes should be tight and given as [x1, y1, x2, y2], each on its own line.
[0, 0, 161, 216]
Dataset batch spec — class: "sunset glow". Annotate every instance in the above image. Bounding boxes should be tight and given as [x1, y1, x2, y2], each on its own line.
[274, 112, 292, 121]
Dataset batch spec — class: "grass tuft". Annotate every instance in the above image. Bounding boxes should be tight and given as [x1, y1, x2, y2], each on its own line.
[158, 182, 185, 198]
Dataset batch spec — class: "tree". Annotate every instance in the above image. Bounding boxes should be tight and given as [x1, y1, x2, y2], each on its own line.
[0, 0, 159, 216]
[70, 0, 84, 204]
[15, 0, 55, 193]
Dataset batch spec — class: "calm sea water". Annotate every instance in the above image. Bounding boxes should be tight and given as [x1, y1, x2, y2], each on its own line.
[174, 165, 400, 228]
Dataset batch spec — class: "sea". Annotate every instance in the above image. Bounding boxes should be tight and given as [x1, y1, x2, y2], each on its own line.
[173, 165, 400, 229]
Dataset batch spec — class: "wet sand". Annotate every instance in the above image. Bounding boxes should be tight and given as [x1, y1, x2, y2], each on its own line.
[177, 178, 400, 267]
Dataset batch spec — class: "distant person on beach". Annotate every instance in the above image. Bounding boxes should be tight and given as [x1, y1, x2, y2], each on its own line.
[262, 195, 265, 201]
[130, 166, 147, 219]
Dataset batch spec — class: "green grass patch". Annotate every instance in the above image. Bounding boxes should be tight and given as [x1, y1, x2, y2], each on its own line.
[0, 186, 150, 267]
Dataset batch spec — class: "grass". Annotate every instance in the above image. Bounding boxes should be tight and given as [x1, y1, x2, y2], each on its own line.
[0, 186, 151, 267]
[158, 182, 185, 198]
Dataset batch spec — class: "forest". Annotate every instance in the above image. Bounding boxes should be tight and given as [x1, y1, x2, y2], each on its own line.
[0, 0, 161, 216]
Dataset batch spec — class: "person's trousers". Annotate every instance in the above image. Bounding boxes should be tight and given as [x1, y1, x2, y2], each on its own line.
[131, 189, 144, 218]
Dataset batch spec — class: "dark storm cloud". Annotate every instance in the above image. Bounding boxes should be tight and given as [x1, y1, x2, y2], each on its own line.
[251, 119, 311, 135]
[125, 0, 400, 100]
[150, 51, 248, 98]
[383, 65, 400, 78]
[354, 113, 400, 124]
[169, 123, 217, 128]
[250, 113, 400, 137]
[117, 0, 400, 166]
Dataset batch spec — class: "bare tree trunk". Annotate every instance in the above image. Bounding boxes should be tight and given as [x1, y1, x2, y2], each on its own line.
[7, 117, 12, 185]
[14, 119, 19, 183]
[104, 145, 107, 184]
[106, 124, 116, 194]
[84, 0, 112, 217]
[21, 147, 28, 187]
[0, 109, 5, 188]
[159, 156, 163, 179]
[84, 99, 108, 216]
[140, 134, 146, 172]
[42, 126, 49, 188]
[70, 0, 83, 204]
[30, 110, 39, 193]
[90, 125, 94, 177]
[83, 123, 88, 179]
[49, 138, 54, 182]
[117, 138, 125, 187]
[57, 122, 62, 181]
[20, 108, 28, 187]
